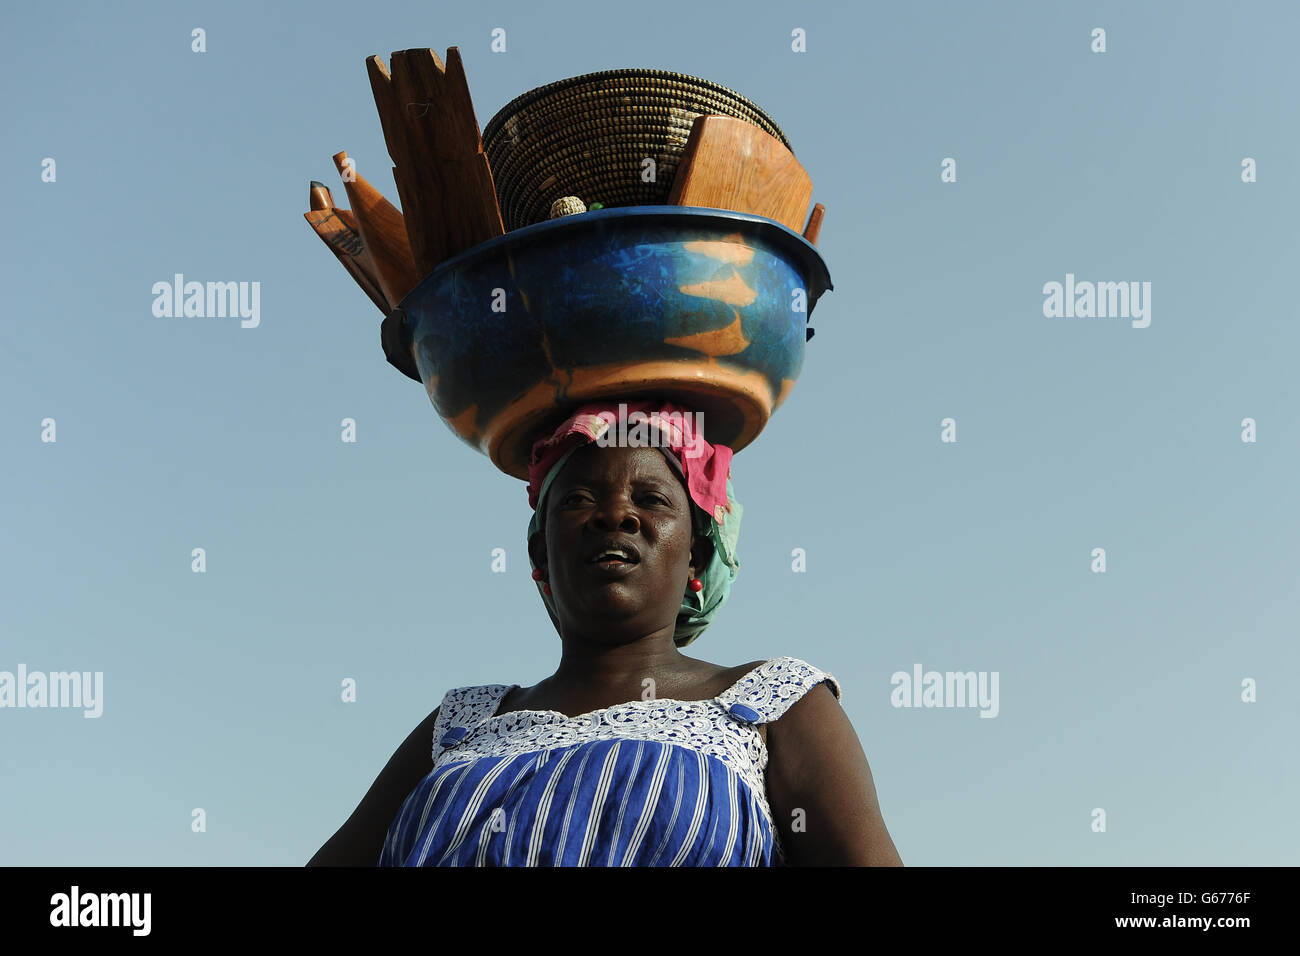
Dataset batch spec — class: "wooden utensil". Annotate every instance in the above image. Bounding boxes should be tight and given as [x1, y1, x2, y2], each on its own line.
[303, 181, 390, 314]
[667, 115, 812, 233]
[332, 150, 421, 306]
[366, 47, 504, 278]
[312, 184, 369, 245]
[803, 202, 825, 245]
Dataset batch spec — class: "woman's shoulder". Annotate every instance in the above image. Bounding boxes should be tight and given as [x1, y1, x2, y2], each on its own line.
[427, 683, 515, 744]
[720, 656, 841, 703]
[702, 657, 842, 733]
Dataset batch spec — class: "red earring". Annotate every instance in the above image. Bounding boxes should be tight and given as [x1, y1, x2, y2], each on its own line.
[531, 568, 544, 581]
[688, 578, 703, 593]
[542, 583, 552, 595]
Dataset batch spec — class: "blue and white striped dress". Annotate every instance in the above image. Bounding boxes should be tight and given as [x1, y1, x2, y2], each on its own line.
[378, 656, 840, 867]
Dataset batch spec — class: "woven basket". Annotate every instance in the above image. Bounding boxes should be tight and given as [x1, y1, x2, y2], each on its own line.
[482, 69, 791, 231]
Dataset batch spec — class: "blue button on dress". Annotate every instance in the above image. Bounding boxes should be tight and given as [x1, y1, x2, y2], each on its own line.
[378, 656, 840, 867]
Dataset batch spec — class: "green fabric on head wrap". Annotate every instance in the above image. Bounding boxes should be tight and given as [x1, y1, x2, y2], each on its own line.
[526, 442, 742, 648]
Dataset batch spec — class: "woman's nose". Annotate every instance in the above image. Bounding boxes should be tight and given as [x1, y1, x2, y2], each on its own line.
[590, 495, 640, 531]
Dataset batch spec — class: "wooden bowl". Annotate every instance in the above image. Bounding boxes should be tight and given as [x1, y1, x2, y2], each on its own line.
[381, 206, 832, 479]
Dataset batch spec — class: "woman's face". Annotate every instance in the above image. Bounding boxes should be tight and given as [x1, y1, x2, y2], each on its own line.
[530, 443, 709, 641]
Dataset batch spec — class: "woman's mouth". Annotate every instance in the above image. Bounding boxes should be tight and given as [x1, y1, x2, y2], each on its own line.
[588, 558, 638, 576]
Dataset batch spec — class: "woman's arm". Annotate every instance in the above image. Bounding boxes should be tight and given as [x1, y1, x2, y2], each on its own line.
[765, 685, 903, 866]
[306, 705, 441, 866]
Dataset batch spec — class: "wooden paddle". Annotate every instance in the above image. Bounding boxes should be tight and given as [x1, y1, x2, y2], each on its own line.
[667, 115, 812, 233]
[366, 47, 504, 278]
[303, 181, 390, 315]
[332, 150, 421, 306]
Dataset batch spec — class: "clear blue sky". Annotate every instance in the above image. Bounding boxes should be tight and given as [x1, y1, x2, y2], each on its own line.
[2, 0, 1297, 866]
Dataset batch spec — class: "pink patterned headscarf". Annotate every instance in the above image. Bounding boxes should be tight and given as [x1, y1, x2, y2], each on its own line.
[526, 400, 733, 524]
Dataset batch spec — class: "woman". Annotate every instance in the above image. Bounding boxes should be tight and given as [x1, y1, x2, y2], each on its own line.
[308, 400, 902, 866]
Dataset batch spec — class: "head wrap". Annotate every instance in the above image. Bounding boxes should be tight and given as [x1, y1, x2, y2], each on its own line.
[525, 400, 742, 647]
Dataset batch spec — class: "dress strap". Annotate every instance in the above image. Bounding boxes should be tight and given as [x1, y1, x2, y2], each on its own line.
[431, 684, 513, 756]
[715, 657, 841, 725]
